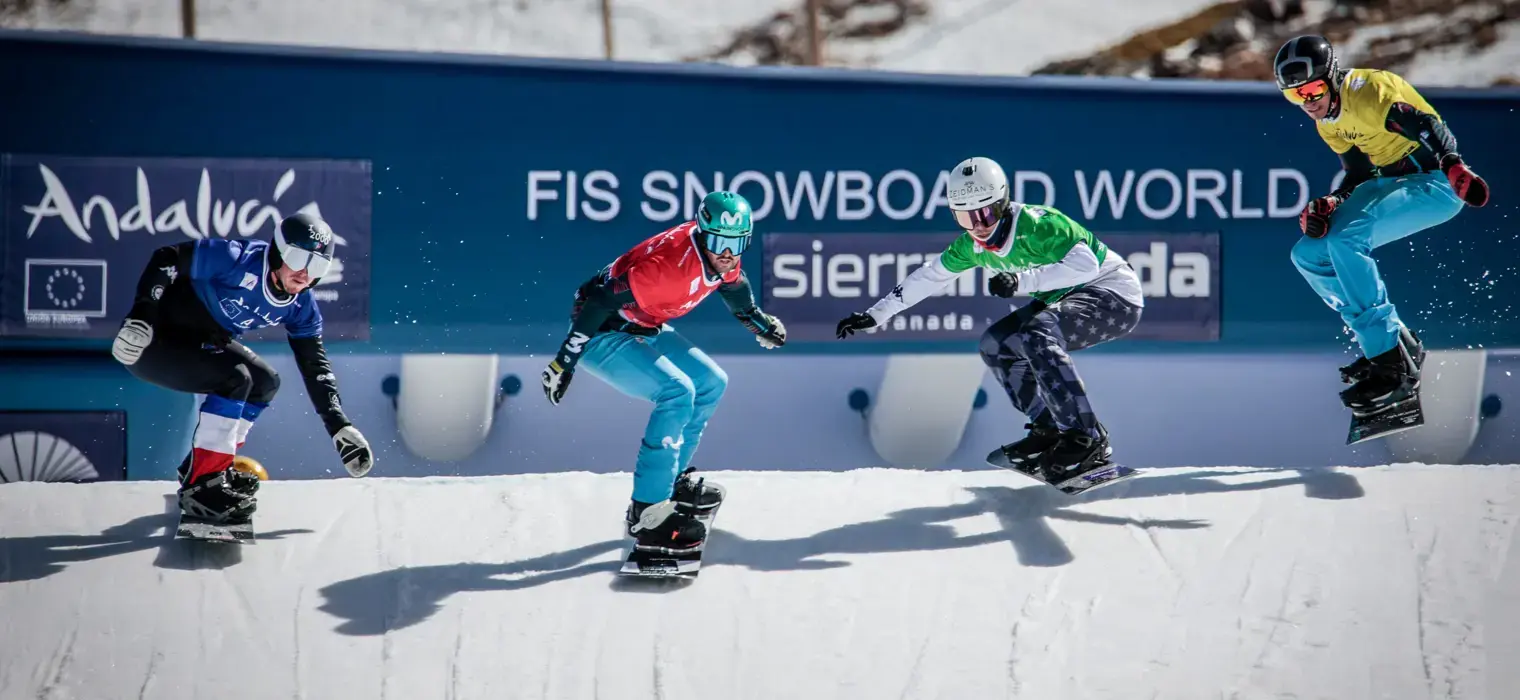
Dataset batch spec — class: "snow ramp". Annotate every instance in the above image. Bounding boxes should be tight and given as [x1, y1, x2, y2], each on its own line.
[3, 465, 1520, 700]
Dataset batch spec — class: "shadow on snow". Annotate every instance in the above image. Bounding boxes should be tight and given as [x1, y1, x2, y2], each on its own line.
[314, 466, 1363, 635]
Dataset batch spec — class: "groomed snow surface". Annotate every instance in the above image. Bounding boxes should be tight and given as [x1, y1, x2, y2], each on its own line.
[4, 465, 1520, 699]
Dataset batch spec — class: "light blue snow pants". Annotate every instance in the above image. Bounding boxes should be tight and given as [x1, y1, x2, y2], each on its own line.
[578, 327, 728, 505]
[1290, 171, 1464, 359]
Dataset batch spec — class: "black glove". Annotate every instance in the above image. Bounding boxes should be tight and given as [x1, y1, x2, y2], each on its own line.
[542, 331, 589, 405]
[1299, 194, 1343, 239]
[989, 272, 1018, 298]
[735, 307, 786, 349]
[835, 312, 877, 339]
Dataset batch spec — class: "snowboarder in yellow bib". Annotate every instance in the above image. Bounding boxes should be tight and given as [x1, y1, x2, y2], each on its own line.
[835, 156, 1144, 486]
[1275, 35, 1490, 435]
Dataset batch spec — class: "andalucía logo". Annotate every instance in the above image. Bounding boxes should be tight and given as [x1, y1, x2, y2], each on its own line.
[18, 160, 347, 262]
[1, 154, 374, 341]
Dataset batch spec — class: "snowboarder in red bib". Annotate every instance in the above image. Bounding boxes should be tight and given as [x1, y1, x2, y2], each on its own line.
[541, 191, 786, 553]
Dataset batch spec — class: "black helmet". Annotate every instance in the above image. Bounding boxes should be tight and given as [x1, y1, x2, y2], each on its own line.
[272, 211, 336, 280]
[1273, 35, 1338, 90]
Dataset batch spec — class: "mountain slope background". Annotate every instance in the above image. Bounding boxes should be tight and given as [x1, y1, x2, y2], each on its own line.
[4, 0, 1516, 85]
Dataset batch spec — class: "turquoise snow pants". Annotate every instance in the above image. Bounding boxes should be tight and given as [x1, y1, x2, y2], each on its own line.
[578, 327, 728, 505]
[1290, 171, 1464, 359]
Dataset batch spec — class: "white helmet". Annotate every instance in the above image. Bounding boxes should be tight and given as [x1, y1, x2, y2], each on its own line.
[946, 156, 1010, 239]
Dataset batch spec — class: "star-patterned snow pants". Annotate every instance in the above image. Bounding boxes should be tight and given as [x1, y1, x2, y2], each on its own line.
[978, 286, 1143, 438]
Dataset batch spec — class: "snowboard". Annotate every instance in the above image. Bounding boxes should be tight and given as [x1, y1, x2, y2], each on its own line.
[618, 501, 721, 580]
[1346, 394, 1424, 445]
[176, 513, 256, 544]
[986, 447, 1139, 496]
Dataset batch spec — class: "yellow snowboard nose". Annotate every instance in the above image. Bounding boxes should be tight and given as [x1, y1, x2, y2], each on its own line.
[232, 455, 269, 480]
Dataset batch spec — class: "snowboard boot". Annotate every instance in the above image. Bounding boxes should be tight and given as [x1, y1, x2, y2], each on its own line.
[179, 467, 258, 524]
[1340, 337, 1421, 416]
[1339, 356, 1370, 385]
[1039, 423, 1114, 482]
[993, 422, 1063, 470]
[1340, 327, 1424, 387]
[624, 499, 707, 554]
[177, 452, 260, 497]
[670, 467, 725, 515]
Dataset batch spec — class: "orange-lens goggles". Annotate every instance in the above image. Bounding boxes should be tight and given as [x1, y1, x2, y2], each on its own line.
[1282, 79, 1330, 104]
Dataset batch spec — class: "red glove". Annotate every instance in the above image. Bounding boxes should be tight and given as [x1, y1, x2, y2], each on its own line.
[1441, 155, 1489, 207]
[1299, 194, 1342, 238]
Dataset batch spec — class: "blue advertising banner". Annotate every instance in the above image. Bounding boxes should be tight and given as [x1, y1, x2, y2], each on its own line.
[762, 231, 1220, 342]
[0, 410, 126, 482]
[1, 31, 1516, 353]
[0, 154, 373, 340]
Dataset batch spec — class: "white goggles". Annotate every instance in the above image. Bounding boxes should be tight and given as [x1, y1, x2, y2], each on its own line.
[274, 227, 335, 277]
[283, 245, 334, 277]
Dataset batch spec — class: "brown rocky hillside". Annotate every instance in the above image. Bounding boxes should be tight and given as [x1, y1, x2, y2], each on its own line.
[690, 0, 1518, 86]
[1033, 0, 1520, 84]
[690, 0, 929, 65]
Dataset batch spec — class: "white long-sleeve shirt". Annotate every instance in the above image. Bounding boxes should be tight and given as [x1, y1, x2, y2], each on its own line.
[865, 206, 1143, 326]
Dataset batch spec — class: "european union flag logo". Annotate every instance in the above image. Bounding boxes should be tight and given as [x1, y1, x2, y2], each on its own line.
[25, 259, 107, 317]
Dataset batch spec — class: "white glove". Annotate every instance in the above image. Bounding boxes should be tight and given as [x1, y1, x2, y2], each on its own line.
[736, 308, 786, 350]
[333, 425, 374, 477]
[111, 319, 153, 365]
[757, 315, 786, 350]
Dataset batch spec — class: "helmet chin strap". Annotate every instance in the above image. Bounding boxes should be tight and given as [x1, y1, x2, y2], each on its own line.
[266, 259, 295, 300]
[267, 267, 291, 296]
[1322, 69, 1345, 118]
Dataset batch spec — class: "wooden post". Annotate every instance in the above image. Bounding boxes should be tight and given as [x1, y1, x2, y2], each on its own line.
[601, 0, 614, 60]
[180, 0, 196, 39]
[806, 0, 821, 65]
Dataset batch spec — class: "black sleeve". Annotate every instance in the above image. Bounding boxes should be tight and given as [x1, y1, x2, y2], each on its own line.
[718, 270, 784, 337]
[1330, 147, 1377, 200]
[554, 269, 637, 371]
[716, 270, 758, 314]
[288, 335, 351, 437]
[128, 241, 196, 323]
[1385, 101, 1459, 163]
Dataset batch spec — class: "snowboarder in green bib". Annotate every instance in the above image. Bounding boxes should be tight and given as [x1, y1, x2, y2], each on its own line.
[835, 156, 1145, 481]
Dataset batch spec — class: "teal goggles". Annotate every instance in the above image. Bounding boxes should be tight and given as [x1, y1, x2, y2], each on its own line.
[703, 231, 751, 256]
